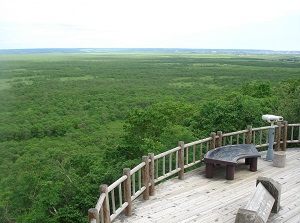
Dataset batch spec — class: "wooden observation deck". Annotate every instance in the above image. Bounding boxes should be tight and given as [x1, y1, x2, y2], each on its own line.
[88, 122, 300, 223]
[114, 148, 300, 223]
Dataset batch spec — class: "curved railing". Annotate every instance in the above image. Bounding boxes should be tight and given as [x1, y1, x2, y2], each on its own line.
[88, 122, 300, 223]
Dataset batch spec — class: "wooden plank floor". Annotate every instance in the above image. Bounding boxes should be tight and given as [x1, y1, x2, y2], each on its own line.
[114, 148, 300, 223]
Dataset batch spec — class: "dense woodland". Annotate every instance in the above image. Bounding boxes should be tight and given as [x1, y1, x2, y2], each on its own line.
[0, 53, 299, 223]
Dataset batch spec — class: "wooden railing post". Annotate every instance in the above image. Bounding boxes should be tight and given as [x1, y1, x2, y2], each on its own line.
[178, 141, 185, 180]
[123, 168, 132, 216]
[217, 131, 222, 147]
[88, 208, 99, 223]
[275, 123, 282, 151]
[247, 125, 252, 144]
[100, 184, 111, 223]
[210, 132, 216, 150]
[282, 121, 288, 151]
[142, 156, 150, 200]
[148, 153, 155, 196]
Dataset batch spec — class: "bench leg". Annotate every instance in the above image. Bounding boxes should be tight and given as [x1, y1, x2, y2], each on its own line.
[245, 158, 251, 165]
[205, 163, 214, 178]
[249, 158, 258, 172]
[226, 165, 235, 180]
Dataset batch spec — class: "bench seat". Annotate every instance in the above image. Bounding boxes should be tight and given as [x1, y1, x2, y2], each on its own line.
[204, 144, 261, 180]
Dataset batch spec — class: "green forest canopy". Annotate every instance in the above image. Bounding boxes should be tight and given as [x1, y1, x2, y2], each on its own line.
[0, 53, 299, 222]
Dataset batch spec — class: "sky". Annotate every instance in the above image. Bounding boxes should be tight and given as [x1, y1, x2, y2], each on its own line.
[0, 0, 300, 50]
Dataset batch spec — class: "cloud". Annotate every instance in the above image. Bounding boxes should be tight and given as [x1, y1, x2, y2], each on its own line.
[1, 0, 300, 49]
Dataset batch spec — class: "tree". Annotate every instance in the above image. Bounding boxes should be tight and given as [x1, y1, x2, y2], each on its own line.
[275, 79, 300, 123]
[241, 82, 272, 98]
[119, 101, 196, 159]
[191, 93, 273, 137]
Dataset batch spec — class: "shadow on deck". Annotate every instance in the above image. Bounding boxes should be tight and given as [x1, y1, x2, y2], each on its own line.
[114, 148, 300, 223]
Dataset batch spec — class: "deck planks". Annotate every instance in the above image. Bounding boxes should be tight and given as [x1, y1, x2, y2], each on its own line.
[114, 148, 300, 223]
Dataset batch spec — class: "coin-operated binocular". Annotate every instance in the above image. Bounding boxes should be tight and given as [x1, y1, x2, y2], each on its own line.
[262, 114, 283, 126]
[262, 114, 283, 161]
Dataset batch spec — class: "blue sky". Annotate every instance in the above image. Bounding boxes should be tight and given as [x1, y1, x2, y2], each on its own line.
[0, 0, 300, 50]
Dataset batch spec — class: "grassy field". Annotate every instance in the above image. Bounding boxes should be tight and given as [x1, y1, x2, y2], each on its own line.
[1, 53, 299, 98]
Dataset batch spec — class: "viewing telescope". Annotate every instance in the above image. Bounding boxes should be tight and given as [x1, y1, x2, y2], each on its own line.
[262, 114, 283, 126]
[262, 114, 283, 161]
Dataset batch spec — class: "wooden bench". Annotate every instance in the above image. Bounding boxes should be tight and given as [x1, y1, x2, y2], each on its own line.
[235, 177, 282, 223]
[204, 144, 261, 180]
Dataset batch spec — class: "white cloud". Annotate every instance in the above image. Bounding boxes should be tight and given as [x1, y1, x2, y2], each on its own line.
[1, 0, 300, 49]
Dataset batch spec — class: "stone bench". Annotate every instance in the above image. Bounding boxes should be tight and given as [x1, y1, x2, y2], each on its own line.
[204, 144, 261, 180]
[235, 177, 282, 223]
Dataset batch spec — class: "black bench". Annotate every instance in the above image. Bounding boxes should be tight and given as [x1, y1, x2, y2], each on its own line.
[204, 144, 261, 180]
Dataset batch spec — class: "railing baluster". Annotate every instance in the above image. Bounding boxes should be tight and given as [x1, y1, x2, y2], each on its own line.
[193, 145, 196, 163]
[138, 169, 141, 190]
[176, 151, 178, 168]
[206, 141, 209, 153]
[200, 143, 203, 160]
[118, 184, 122, 208]
[291, 126, 294, 141]
[155, 159, 158, 179]
[163, 156, 165, 176]
[169, 153, 172, 173]
[132, 174, 135, 195]
[186, 146, 189, 165]
[111, 189, 116, 214]
[260, 130, 262, 145]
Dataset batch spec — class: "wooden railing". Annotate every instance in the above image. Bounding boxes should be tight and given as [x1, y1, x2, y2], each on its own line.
[88, 121, 300, 223]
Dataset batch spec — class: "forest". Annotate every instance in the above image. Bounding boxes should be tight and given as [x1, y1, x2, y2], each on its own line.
[0, 52, 299, 223]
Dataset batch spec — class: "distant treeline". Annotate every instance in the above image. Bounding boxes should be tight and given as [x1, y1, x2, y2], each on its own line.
[1, 48, 300, 54]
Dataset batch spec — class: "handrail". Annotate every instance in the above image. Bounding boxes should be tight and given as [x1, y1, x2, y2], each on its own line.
[252, 126, 271, 131]
[154, 146, 180, 159]
[222, 129, 248, 136]
[184, 137, 212, 147]
[95, 193, 106, 212]
[108, 176, 127, 193]
[88, 122, 300, 223]
[130, 162, 145, 175]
